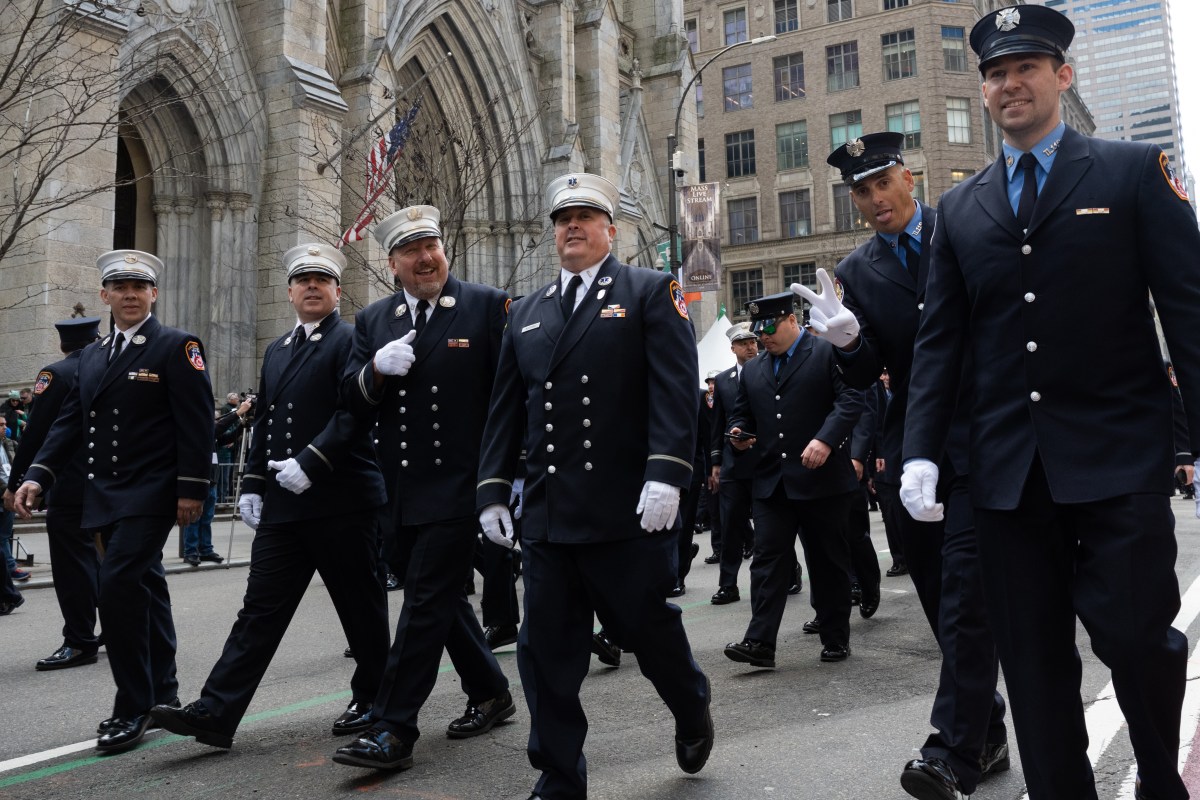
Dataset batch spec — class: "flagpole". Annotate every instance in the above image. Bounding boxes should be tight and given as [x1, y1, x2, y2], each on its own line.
[316, 51, 454, 176]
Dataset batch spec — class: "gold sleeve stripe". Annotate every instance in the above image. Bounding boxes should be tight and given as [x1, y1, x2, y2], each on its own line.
[357, 364, 381, 406]
[477, 478, 514, 491]
[648, 454, 693, 472]
[307, 444, 332, 471]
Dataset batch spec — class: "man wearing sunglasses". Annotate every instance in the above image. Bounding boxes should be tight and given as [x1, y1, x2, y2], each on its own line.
[723, 292, 863, 668]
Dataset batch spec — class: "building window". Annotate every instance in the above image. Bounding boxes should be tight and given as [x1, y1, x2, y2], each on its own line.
[942, 26, 967, 72]
[883, 0, 909, 7]
[728, 197, 760, 243]
[833, 184, 867, 231]
[724, 8, 748, 45]
[779, 190, 812, 237]
[725, 130, 757, 177]
[698, 138, 706, 182]
[776, 121, 809, 170]
[829, 110, 862, 149]
[950, 168, 975, 186]
[723, 64, 754, 111]
[886, 100, 921, 149]
[783, 262, 817, 289]
[911, 171, 925, 203]
[947, 97, 971, 144]
[828, 0, 852, 22]
[731, 268, 764, 316]
[826, 41, 859, 92]
[685, 18, 699, 54]
[774, 53, 806, 102]
[775, 0, 798, 33]
[881, 29, 916, 81]
[696, 83, 704, 118]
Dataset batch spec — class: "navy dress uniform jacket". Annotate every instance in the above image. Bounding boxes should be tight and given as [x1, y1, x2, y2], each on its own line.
[834, 201, 970, 475]
[905, 127, 1200, 509]
[344, 274, 508, 526]
[241, 311, 386, 523]
[709, 366, 760, 481]
[478, 255, 697, 541]
[24, 316, 213, 527]
[728, 334, 863, 501]
[8, 350, 86, 507]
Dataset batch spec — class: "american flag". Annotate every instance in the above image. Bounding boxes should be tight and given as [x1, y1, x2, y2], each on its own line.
[340, 98, 423, 247]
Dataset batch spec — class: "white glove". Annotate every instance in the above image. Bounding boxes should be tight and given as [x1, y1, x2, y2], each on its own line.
[268, 458, 312, 494]
[238, 493, 263, 530]
[480, 503, 516, 549]
[900, 459, 944, 522]
[374, 330, 417, 377]
[636, 480, 681, 532]
[510, 477, 525, 520]
[791, 268, 860, 348]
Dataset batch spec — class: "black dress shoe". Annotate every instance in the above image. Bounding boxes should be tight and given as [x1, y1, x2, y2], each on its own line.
[95, 714, 153, 754]
[183, 553, 201, 566]
[850, 581, 862, 606]
[103, 697, 177, 735]
[484, 624, 519, 650]
[787, 564, 803, 595]
[385, 573, 402, 591]
[150, 700, 234, 748]
[710, 585, 740, 605]
[723, 639, 776, 668]
[447, 690, 516, 738]
[742, 546, 753, 560]
[979, 741, 1010, 778]
[703, 551, 721, 565]
[333, 727, 414, 770]
[36, 645, 98, 671]
[0, 595, 26, 615]
[675, 684, 713, 774]
[859, 584, 881, 619]
[820, 643, 850, 662]
[344, 646, 353, 658]
[332, 700, 375, 736]
[886, 562, 909, 577]
[591, 630, 621, 667]
[689, 542, 700, 561]
[802, 618, 821, 634]
[199, 552, 224, 563]
[667, 580, 686, 597]
[900, 757, 967, 800]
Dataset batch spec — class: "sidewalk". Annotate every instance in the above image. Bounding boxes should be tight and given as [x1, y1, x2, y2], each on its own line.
[9, 509, 257, 590]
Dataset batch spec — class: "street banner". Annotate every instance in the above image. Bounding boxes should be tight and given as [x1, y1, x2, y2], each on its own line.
[680, 182, 721, 293]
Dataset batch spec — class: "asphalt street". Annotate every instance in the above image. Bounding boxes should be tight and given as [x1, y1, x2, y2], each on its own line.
[3, 499, 1200, 800]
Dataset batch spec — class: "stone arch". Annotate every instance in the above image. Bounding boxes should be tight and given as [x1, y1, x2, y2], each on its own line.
[115, 21, 267, 397]
[384, 1, 551, 296]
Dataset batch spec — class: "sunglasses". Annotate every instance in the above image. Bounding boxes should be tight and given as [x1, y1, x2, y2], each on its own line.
[757, 315, 789, 336]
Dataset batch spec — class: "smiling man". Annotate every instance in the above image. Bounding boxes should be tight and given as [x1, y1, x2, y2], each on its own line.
[477, 172, 712, 800]
[333, 205, 513, 772]
[893, 5, 1200, 799]
[151, 243, 390, 753]
[14, 250, 213, 755]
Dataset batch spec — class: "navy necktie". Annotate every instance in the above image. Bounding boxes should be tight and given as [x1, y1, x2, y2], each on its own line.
[1016, 152, 1039, 231]
[774, 352, 789, 379]
[108, 332, 124, 363]
[414, 299, 429, 337]
[899, 232, 920, 275]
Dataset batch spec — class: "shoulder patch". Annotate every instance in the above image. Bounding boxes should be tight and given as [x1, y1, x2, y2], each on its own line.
[185, 340, 206, 371]
[34, 371, 53, 395]
[669, 280, 689, 320]
[1160, 152, 1189, 202]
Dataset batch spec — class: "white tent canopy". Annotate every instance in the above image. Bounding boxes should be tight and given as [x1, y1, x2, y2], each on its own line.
[696, 312, 737, 387]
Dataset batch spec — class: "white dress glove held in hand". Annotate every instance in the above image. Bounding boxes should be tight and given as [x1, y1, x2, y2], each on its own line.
[480, 503, 516, 549]
[510, 477, 525, 521]
[900, 458, 944, 522]
[790, 268, 860, 348]
[268, 458, 312, 495]
[238, 493, 263, 530]
[637, 480, 681, 532]
[374, 330, 417, 377]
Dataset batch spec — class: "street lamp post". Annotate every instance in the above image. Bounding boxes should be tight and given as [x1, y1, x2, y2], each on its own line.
[668, 34, 776, 279]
